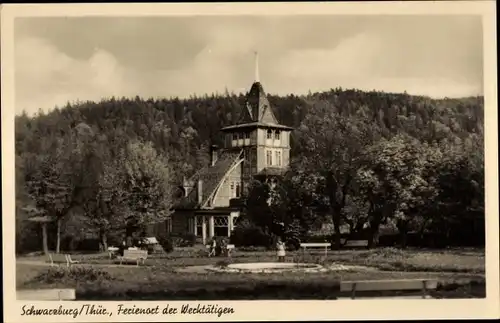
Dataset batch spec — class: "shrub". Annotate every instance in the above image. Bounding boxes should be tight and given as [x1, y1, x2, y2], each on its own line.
[33, 266, 115, 285]
[215, 259, 232, 268]
[170, 233, 197, 247]
[213, 236, 229, 256]
[230, 222, 274, 248]
[305, 235, 331, 243]
[156, 235, 174, 253]
[75, 239, 101, 252]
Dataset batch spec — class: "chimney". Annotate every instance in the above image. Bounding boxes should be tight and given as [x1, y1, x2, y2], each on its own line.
[182, 177, 192, 197]
[210, 145, 218, 166]
[197, 180, 203, 205]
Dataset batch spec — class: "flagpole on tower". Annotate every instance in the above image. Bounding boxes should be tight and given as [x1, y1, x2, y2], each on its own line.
[254, 51, 260, 82]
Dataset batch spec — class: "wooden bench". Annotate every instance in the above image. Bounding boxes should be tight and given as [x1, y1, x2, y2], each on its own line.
[226, 244, 235, 257]
[17, 288, 76, 301]
[48, 254, 80, 267]
[119, 249, 148, 266]
[340, 279, 438, 299]
[342, 239, 369, 248]
[300, 242, 331, 261]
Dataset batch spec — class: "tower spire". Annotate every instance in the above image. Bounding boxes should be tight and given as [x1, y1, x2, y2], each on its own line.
[254, 51, 260, 82]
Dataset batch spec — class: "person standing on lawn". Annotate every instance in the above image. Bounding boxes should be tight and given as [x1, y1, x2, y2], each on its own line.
[277, 238, 286, 262]
[208, 238, 217, 257]
[118, 239, 126, 257]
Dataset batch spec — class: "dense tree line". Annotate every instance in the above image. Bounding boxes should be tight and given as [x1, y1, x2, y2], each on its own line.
[15, 88, 484, 253]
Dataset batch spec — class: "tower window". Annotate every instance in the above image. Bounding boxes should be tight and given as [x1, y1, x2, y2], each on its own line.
[275, 151, 282, 166]
[267, 129, 273, 139]
[232, 133, 238, 141]
[238, 132, 244, 140]
[244, 132, 250, 139]
[275, 130, 281, 140]
[266, 150, 273, 166]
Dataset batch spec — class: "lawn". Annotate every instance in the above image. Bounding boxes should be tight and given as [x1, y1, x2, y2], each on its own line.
[16, 247, 486, 300]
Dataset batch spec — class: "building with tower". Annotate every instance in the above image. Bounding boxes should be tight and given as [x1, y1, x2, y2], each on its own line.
[168, 54, 293, 244]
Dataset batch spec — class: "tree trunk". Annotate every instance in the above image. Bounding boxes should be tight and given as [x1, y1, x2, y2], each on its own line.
[369, 227, 380, 249]
[397, 220, 408, 249]
[333, 223, 342, 250]
[42, 223, 49, 255]
[56, 218, 61, 254]
[368, 216, 382, 249]
[101, 233, 108, 252]
[331, 208, 342, 250]
[400, 230, 408, 249]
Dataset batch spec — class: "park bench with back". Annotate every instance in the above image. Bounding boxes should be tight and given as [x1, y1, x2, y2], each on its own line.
[226, 244, 235, 257]
[17, 288, 76, 301]
[341, 239, 369, 248]
[48, 253, 80, 267]
[340, 279, 438, 299]
[299, 242, 331, 262]
[300, 242, 331, 255]
[119, 249, 148, 266]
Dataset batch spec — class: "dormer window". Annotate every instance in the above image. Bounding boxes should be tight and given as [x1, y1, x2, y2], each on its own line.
[267, 129, 273, 139]
[275, 130, 281, 140]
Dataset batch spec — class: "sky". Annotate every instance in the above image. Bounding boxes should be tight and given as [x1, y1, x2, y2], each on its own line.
[14, 15, 483, 115]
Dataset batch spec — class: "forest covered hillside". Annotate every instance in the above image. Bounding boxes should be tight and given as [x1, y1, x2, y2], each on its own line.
[15, 88, 484, 182]
[15, 87, 485, 253]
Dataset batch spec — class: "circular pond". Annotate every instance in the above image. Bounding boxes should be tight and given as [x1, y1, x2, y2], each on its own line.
[207, 262, 327, 273]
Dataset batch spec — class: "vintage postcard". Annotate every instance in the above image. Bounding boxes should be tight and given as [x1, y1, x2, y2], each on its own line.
[2, 1, 498, 322]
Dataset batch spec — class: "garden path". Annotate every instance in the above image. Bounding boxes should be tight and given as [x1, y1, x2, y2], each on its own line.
[16, 259, 145, 269]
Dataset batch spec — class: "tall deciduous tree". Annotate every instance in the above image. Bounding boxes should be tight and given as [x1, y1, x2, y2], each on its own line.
[89, 152, 130, 250]
[356, 134, 439, 247]
[25, 143, 75, 254]
[121, 140, 174, 236]
[294, 104, 379, 249]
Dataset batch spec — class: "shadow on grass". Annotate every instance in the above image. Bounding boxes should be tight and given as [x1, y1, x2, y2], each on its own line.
[76, 280, 485, 300]
[78, 282, 342, 300]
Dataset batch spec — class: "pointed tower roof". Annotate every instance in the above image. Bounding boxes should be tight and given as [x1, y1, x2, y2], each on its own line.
[222, 52, 293, 132]
[239, 81, 278, 124]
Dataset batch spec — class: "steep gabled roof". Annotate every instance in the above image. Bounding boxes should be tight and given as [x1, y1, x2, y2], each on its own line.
[183, 149, 243, 208]
[238, 82, 278, 125]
